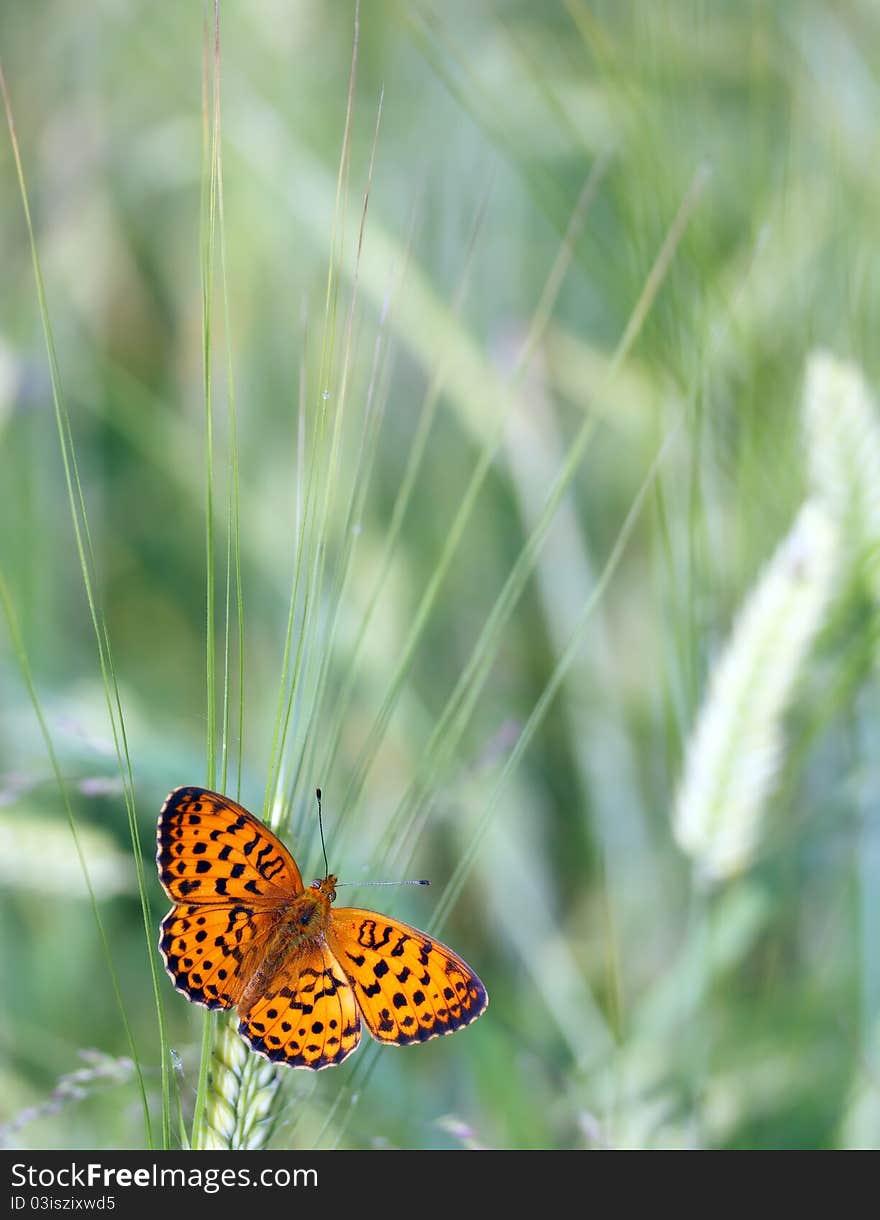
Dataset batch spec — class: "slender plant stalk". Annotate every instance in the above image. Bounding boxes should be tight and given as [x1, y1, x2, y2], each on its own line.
[802, 350, 880, 1150]
[320, 167, 706, 1148]
[274, 67, 382, 842]
[195, 2, 368, 1152]
[0, 571, 153, 1144]
[311, 177, 493, 812]
[190, 0, 223, 1147]
[364, 163, 708, 877]
[261, 0, 361, 832]
[192, 1, 268, 1150]
[286, 213, 401, 841]
[333, 154, 615, 861]
[429, 434, 675, 929]
[0, 59, 170, 1149]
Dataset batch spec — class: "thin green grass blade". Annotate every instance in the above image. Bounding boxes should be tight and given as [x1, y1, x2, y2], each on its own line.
[278, 85, 392, 835]
[399, 2, 576, 235]
[430, 431, 676, 929]
[201, 2, 220, 796]
[1, 59, 170, 1150]
[216, 29, 245, 804]
[312, 177, 493, 809]
[287, 230, 400, 833]
[0, 570, 154, 1146]
[190, 0, 225, 1148]
[315, 428, 672, 1151]
[380, 162, 708, 864]
[319, 164, 705, 1144]
[197, 2, 367, 1151]
[331, 157, 611, 861]
[262, 4, 361, 833]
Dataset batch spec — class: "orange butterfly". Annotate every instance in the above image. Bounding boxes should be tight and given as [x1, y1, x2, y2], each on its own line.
[157, 786, 488, 1069]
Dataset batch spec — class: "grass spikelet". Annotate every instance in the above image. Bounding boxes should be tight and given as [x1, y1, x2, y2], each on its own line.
[803, 349, 880, 601]
[1, 1052, 134, 1147]
[673, 501, 837, 883]
[200, 1021, 282, 1151]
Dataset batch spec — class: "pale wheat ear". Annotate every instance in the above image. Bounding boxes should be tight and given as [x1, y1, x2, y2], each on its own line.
[673, 500, 838, 884]
[202, 1024, 280, 1152]
[803, 350, 880, 604]
[675, 351, 880, 886]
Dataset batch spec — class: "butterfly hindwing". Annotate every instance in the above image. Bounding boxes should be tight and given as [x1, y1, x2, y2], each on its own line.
[157, 786, 303, 905]
[237, 941, 362, 1069]
[328, 908, 488, 1046]
[159, 900, 275, 1010]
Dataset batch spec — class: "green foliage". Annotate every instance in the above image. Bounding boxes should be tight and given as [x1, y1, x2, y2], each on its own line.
[2, 0, 880, 1150]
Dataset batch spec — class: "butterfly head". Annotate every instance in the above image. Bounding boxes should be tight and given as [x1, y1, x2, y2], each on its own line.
[309, 874, 338, 904]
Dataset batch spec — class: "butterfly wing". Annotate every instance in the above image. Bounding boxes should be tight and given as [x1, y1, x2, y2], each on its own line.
[157, 786, 303, 904]
[159, 900, 277, 1010]
[157, 786, 304, 1009]
[237, 941, 362, 1070]
[328, 908, 488, 1046]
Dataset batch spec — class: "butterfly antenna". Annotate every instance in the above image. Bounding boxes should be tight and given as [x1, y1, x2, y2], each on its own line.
[316, 787, 330, 879]
[335, 879, 431, 888]
[315, 787, 429, 887]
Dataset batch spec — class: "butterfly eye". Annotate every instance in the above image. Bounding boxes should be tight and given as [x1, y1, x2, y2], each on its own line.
[309, 879, 320, 891]
[329, 888, 337, 903]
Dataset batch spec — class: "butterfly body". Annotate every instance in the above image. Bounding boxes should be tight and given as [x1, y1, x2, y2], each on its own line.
[157, 786, 487, 1069]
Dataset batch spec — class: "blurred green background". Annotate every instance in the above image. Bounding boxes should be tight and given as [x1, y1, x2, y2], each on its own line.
[2, 0, 880, 1150]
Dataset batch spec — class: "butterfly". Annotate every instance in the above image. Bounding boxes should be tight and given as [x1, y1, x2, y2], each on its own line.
[156, 786, 488, 1069]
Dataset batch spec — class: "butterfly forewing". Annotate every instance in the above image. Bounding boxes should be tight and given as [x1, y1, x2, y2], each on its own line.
[327, 908, 488, 1046]
[157, 786, 303, 904]
[157, 786, 304, 1011]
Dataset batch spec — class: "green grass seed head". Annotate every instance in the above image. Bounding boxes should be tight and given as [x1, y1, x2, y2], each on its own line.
[673, 500, 837, 883]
